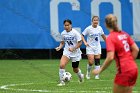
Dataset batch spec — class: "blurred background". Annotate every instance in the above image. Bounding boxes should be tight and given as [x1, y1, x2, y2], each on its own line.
[0, 0, 139, 59]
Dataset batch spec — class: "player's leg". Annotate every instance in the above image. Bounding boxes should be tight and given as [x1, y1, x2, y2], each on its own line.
[72, 55, 84, 82]
[72, 62, 84, 82]
[94, 54, 101, 79]
[58, 55, 69, 86]
[113, 83, 133, 93]
[86, 54, 94, 79]
[113, 68, 138, 93]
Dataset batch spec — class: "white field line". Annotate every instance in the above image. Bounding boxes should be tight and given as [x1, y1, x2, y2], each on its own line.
[0, 83, 110, 93]
[0, 82, 139, 93]
[0, 83, 49, 92]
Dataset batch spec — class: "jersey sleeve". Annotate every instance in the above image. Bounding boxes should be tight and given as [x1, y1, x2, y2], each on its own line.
[60, 32, 64, 41]
[127, 34, 134, 46]
[75, 30, 82, 42]
[106, 35, 115, 52]
[100, 26, 104, 35]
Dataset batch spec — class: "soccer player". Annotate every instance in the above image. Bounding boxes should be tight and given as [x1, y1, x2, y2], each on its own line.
[93, 14, 139, 93]
[56, 19, 84, 86]
[82, 16, 106, 79]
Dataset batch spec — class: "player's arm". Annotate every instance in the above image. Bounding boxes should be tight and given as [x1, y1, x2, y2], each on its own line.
[55, 41, 64, 51]
[69, 33, 82, 52]
[75, 40, 82, 49]
[69, 40, 82, 52]
[81, 35, 89, 46]
[101, 34, 106, 41]
[130, 43, 139, 59]
[127, 34, 139, 59]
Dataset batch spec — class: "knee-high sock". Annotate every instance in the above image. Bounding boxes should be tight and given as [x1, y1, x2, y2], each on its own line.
[87, 64, 92, 75]
[59, 69, 65, 81]
[77, 69, 82, 78]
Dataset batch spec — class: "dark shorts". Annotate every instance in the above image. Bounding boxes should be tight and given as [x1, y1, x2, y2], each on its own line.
[114, 68, 138, 86]
[72, 61, 79, 68]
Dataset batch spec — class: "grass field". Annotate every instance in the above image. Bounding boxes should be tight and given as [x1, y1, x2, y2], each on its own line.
[0, 59, 139, 93]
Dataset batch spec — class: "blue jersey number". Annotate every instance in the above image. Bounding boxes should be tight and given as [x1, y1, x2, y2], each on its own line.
[67, 41, 73, 46]
[95, 37, 98, 41]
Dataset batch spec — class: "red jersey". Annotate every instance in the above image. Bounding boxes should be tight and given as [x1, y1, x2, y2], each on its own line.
[106, 31, 137, 73]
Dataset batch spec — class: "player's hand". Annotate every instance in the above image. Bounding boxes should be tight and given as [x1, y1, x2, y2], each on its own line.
[92, 69, 101, 75]
[84, 42, 89, 47]
[55, 47, 61, 51]
[69, 48, 75, 52]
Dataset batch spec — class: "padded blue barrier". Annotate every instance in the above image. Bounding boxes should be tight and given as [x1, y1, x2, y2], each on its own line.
[0, 0, 139, 49]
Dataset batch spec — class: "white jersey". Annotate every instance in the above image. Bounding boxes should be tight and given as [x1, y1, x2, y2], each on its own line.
[82, 25, 104, 47]
[61, 29, 82, 58]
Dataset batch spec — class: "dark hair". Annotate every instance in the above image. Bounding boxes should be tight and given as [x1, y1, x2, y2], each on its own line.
[63, 19, 72, 24]
[92, 16, 99, 21]
[105, 14, 119, 31]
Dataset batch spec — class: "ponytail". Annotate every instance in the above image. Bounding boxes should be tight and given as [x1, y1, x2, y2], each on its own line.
[105, 14, 119, 31]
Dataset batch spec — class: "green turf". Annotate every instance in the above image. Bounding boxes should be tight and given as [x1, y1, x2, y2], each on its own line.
[0, 59, 139, 93]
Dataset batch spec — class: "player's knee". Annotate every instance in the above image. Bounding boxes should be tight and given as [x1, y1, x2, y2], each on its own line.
[60, 63, 66, 69]
[73, 68, 78, 73]
[72, 61, 79, 73]
[95, 59, 100, 66]
[89, 62, 93, 66]
[89, 60, 93, 66]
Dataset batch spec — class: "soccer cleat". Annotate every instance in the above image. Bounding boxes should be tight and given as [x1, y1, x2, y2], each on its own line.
[95, 75, 100, 79]
[86, 74, 90, 80]
[79, 74, 84, 82]
[57, 81, 65, 86]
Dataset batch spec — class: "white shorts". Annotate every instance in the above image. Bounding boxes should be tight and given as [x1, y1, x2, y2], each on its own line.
[86, 46, 101, 55]
[63, 49, 82, 62]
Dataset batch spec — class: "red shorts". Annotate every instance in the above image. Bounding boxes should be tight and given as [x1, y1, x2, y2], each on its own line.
[114, 68, 138, 86]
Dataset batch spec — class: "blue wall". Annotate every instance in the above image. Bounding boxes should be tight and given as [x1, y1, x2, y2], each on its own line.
[0, 0, 139, 49]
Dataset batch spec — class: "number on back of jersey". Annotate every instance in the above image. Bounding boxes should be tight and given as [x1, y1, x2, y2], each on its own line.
[122, 40, 130, 52]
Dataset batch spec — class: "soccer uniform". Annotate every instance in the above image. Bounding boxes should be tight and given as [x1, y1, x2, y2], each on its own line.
[82, 25, 104, 55]
[106, 31, 138, 86]
[61, 28, 82, 62]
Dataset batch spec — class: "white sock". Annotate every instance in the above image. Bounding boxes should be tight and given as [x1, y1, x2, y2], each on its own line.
[77, 69, 82, 78]
[95, 65, 100, 70]
[87, 64, 92, 75]
[59, 69, 65, 81]
[95, 65, 100, 76]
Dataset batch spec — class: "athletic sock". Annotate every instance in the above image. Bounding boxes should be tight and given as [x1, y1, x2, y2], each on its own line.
[77, 69, 82, 78]
[87, 64, 92, 75]
[59, 69, 65, 81]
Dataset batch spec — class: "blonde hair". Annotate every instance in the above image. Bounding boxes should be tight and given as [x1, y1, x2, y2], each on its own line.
[105, 14, 119, 31]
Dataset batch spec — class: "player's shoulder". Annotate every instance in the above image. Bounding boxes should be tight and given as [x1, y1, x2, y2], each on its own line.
[61, 30, 67, 35]
[107, 32, 115, 39]
[83, 25, 92, 32]
[72, 28, 80, 34]
[107, 31, 124, 39]
[86, 25, 92, 29]
[121, 31, 129, 35]
[97, 25, 103, 29]
[71, 28, 77, 32]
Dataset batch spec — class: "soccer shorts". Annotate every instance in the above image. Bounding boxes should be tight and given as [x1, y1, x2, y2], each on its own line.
[86, 46, 101, 55]
[70, 55, 81, 62]
[63, 49, 82, 62]
[114, 68, 138, 86]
